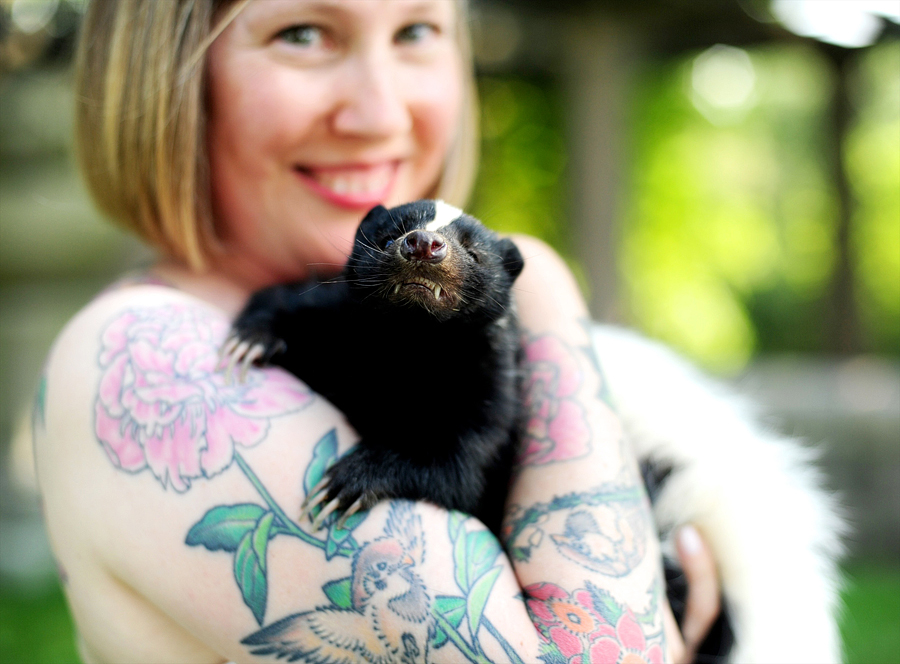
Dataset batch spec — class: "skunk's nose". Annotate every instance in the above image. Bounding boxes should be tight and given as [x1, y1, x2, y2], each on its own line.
[400, 230, 447, 263]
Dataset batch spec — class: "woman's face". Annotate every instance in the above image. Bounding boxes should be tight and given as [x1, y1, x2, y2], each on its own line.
[206, 0, 464, 285]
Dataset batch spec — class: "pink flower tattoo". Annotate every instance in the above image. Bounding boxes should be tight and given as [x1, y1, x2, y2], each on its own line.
[518, 334, 592, 466]
[94, 305, 312, 491]
[526, 581, 664, 664]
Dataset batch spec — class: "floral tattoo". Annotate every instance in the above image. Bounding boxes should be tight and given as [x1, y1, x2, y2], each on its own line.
[526, 580, 665, 664]
[94, 305, 312, 491]
[517, 334, 593, 466]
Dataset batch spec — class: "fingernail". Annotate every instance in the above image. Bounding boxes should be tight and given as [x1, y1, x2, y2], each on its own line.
[678, 524, 702, 556]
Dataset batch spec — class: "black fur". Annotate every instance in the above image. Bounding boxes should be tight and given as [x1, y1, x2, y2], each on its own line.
[231, 201, 524, 534]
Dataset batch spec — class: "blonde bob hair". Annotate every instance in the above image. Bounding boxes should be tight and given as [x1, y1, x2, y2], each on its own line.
[74, 0, 479, 270]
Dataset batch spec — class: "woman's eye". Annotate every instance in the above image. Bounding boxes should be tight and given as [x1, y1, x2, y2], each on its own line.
[395, 22, 438, 45]
[276, 24, 323, 47]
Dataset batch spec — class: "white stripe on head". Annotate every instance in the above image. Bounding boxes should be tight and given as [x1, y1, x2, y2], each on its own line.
[424, 200, 463, 232]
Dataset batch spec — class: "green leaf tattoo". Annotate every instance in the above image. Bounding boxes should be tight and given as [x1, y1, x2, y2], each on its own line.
[321, 577, 353, 610]
[185, 504, 267, 552]
[234, 529, 268, 625]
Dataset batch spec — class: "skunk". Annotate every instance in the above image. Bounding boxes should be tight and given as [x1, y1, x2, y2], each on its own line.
[225, 200, 523, 535]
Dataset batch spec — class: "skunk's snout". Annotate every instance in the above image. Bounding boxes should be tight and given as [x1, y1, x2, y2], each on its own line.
[400, 230, 447, 264]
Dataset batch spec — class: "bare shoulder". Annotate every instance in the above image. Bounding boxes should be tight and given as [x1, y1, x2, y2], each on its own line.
[505, 234, 589, 331]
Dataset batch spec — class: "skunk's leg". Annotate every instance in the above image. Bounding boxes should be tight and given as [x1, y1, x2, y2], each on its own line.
[299, 441, 488, 530]
[220, 282, 313, 381]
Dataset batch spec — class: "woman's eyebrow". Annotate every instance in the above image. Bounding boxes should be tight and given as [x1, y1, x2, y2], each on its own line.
[243, 0, 348, 27]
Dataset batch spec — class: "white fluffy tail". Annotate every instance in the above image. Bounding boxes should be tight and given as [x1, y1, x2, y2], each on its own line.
[593, 325, 846, 664]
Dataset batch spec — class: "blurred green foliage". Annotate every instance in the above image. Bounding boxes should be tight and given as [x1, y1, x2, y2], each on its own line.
[470, 75, 568, 253]
[472, 41, 899, 373]
[625, 40, 899, 372]
[847, 43, 900, 355]
[840, 560, 900, 664]
[0, 583, 79, 664]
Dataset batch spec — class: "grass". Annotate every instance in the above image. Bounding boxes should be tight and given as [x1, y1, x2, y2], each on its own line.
[840, 560, 900, 664]
[0, 560, 898, 663]
[0, 581, 79, 664]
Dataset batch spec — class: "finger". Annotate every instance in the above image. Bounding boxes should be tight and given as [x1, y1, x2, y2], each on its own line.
[312, 497, 341, 531]
[676, 524, 721, 660]
[662, 596, 688, 664]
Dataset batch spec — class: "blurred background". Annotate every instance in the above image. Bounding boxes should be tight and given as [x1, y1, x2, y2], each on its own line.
[0, 0, 897, 661]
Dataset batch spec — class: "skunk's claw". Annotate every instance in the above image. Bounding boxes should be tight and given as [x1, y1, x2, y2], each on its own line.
[219, 335, 241, 364]
[299, 480, 330, 523]
[239, 344, 265, 382]
[335, 495, 370, 530]
[300, 472, 377, 531]
[225, 340, 251, 384]
[311, 497, 341, 531]
[218, 330, 286, 384]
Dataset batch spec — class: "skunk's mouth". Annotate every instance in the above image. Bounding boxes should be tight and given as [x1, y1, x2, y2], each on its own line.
[392, 276, 444, 300]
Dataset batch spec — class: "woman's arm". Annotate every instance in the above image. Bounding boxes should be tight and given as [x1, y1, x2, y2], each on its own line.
[501, 235, 674, 663]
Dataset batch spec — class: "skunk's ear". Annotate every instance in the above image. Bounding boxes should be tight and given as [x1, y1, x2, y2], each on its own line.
[357, 204, 390, 236]
[498, 238, 525, 279]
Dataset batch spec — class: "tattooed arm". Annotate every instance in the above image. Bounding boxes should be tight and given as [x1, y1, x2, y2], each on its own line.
[503, 236, 673, 663]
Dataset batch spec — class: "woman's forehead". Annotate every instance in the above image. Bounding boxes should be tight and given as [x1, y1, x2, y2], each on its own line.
[240, 0, 457, 23]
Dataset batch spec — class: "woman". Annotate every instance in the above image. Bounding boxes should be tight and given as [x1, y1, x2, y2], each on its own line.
[36, 1, 724, 662]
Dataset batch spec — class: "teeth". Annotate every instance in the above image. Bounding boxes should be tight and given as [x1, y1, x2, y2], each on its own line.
[307, 166, 393, 196]
[397, 277, 444, 300]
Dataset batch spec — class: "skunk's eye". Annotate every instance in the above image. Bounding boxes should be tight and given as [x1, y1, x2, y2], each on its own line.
[466, 247, 480, 263]
[384, 239, 394, 249]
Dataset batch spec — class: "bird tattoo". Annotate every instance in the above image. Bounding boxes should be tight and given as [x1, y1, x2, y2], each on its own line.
[550, 506, 647, 577]
[242, 502, 433, 663]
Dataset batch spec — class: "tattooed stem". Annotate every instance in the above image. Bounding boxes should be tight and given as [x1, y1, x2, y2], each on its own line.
[433, 612, 492, 664]
[483, 618, 527, 664]
[234, 452, 355, 557]
[505, 485, 644, 544]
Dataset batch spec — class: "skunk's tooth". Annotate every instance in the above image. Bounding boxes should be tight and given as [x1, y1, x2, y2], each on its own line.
[433, 285, 442, 299]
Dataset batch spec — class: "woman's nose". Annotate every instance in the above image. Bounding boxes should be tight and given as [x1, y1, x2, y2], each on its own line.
[332, 56, 413, 138]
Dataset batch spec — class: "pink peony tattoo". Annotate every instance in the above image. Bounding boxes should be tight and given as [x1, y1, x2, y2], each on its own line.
[518, 334, 592, 466]
[94, 305, 312, 491]
[526, 581, 664, 664]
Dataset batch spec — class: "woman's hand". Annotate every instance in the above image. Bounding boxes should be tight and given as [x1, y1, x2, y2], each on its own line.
[664, 525, 722, 664]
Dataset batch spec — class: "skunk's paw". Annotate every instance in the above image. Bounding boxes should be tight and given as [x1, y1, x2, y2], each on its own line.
[299, 454, 384, 531]
[218, 329, 286, 384]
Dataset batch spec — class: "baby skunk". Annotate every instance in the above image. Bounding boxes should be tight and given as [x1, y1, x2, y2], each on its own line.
[225, 200, 524, 535]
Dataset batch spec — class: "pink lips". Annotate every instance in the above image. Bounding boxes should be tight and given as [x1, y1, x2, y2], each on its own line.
[294, 161, 399, 210]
